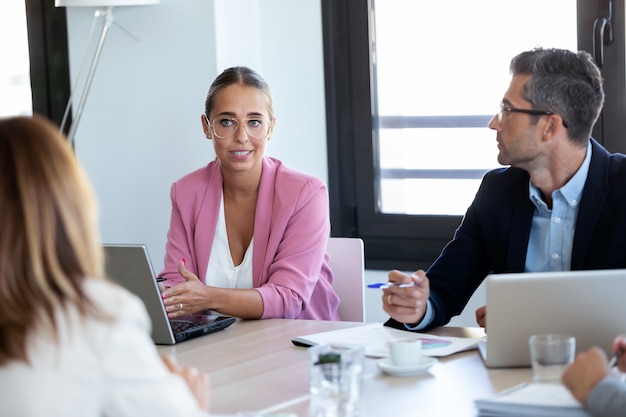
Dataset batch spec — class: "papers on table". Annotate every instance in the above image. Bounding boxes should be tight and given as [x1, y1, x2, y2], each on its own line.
[291, 322, 483, 358]
[474, 383, 590, 417]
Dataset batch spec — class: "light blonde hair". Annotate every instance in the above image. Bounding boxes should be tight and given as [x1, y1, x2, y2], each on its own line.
[0, 115, 105, 365]
[204, 66, 274, 120]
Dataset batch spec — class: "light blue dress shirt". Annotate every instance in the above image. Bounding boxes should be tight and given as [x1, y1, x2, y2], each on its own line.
[525, 141, 591, 272]
[407, 141, 592, 331]
[587, 377, 626, 417]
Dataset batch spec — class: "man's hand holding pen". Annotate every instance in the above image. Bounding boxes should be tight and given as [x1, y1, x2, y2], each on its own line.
[610, 335, 626, 372]
[382, 270, 430, 326]
[562, 335, 626, 403]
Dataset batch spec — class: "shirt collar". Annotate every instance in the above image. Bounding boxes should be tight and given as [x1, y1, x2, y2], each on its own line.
[529, 140, 592, 209]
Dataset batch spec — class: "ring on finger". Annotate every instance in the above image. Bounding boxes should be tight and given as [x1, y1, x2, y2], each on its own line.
[178, 302, 183, 311]
[387, 293, 393, 305]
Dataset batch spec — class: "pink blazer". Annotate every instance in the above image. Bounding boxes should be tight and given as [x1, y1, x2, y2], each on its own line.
[159, 157, 340, 320]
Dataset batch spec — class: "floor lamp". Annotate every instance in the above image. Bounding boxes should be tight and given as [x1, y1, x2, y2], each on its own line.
[55, 0, 159, 146]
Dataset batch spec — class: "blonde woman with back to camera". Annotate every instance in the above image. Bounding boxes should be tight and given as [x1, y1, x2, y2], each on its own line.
[0, 115, 209, 416]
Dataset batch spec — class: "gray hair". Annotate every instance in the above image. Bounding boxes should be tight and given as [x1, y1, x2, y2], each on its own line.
[510, 48, 604, 145]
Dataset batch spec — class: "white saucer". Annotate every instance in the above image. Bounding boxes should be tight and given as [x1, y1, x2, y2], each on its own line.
[377, 357, 437, 377]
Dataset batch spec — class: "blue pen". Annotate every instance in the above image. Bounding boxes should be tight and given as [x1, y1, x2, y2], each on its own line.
[367, 282, 417, 289]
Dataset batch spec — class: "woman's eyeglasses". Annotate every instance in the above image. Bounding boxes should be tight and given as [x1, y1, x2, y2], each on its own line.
[206, 116, 272, 140]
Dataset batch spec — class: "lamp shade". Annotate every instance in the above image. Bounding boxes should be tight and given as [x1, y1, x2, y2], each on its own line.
[56, 0, 159, 6]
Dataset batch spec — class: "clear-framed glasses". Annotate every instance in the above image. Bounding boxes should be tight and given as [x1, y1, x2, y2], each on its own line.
[207, 116, 272, 140]
[496, 104, 569, 128]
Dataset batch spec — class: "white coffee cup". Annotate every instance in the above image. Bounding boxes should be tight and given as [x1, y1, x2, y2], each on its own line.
[390, 339, 422, 367]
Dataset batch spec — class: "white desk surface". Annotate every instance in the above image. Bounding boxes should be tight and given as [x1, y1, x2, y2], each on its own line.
[157, 319, 533, 416]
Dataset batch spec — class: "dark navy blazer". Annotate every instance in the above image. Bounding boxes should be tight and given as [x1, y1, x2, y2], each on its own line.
[386, 139, 626, 331]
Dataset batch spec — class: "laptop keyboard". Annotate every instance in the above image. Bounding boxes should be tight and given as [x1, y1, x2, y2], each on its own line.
[171, 320, 205, 333]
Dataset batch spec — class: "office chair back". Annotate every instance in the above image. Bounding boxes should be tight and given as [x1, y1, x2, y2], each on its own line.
[327, 237, 365, 322]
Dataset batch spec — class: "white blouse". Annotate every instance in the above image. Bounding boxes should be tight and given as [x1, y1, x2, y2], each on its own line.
[0, 279, 209, 417]
[205, 194, 254, 289]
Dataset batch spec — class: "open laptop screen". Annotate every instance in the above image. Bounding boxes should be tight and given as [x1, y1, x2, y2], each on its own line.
[103, 244, 234, 344]
[481, 268, 626, 368]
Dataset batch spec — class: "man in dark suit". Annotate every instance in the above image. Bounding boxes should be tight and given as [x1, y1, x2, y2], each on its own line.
[383, 47, 626, 332]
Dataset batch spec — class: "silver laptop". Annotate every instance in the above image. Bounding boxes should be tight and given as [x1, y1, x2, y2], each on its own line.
[103, 244, 235, 344]
[479, 269, 626, 368]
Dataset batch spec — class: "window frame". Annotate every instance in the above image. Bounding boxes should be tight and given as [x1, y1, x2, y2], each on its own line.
[322, 0, 626, 270]
[24, 0, 72, 132]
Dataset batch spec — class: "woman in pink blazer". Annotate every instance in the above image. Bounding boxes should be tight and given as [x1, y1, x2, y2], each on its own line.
[159, 67, 339, 321]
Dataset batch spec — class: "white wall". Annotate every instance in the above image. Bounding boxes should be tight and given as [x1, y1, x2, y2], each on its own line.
[65, 0, 482, 326]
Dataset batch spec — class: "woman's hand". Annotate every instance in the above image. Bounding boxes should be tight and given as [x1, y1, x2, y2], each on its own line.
[161, 355, 210, 411]
[162, 260, 210, 318]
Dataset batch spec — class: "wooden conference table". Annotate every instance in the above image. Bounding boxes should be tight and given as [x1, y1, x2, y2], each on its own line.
[157, 319, 533, 417]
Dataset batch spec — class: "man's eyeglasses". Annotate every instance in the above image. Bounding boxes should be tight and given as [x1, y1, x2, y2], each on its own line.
[206, 116, 272, 140]
[497, 105, 569, 128]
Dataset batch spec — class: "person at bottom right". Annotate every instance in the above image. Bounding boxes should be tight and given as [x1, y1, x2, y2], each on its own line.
[562, 335, 626, 417]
